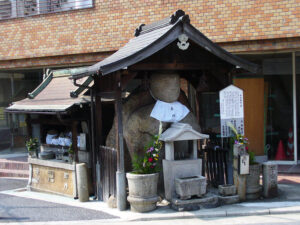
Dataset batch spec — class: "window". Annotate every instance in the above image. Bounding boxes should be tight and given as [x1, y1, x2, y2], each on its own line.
[0, 0, 93, 20]
[0, 70, 42, 151]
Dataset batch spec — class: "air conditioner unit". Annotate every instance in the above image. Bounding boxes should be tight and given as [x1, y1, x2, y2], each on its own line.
[52, 0, 74, 12]
[23, 0, 37, 16]
[0, 0, 13, 19]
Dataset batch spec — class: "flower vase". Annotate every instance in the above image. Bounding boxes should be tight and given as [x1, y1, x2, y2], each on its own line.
[246, 164, 262, 200]
[126, 172, 159, 212]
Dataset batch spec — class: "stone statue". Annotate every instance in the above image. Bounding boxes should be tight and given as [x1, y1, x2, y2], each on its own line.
[106, 72, 201, 170]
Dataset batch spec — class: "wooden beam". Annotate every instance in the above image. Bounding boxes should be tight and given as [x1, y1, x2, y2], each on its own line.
[30, 117, 88, 125]
[129, 63, 226, 71]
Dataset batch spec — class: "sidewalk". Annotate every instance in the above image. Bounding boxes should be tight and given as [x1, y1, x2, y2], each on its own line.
[2, 182, 300, 222]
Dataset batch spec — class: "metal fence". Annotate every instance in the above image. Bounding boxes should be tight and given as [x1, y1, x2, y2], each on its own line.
[0, 0, 93, 20]
[204, 145, 230, 187]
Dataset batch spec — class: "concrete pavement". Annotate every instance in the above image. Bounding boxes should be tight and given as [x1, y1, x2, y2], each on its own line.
[0, 178, 117, 223]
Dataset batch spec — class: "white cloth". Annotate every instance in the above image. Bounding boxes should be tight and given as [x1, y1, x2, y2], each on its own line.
[58, 137, 66, 146]
[46, 134, 57, 145]
[51, 138, 59, 145]
[64, 138, 72, 147]
[150, 100, 190, 122]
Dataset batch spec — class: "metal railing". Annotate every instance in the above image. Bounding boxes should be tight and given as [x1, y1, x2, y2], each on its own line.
[0, 0, 93, 20]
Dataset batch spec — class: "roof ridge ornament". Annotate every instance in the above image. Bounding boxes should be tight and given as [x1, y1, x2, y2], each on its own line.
[177, 34, 189, 50]
[170, 9, 186, 24]
[134, 24, 145, 37]
[134, 9, 187, 37]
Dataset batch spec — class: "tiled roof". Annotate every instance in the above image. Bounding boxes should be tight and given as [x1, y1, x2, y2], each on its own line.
[6, 72, 92, 113]
[69, 10, 259, 79]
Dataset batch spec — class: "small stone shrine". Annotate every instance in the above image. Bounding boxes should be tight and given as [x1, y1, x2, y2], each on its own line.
[159, 123, 209, 202]
[160, 123, 240, 211]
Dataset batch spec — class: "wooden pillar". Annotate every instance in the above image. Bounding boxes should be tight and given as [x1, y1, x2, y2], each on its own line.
[25, 114, 32, 138]
[114, 72, 126, 211]
[93, 76, 103, 200]
[72, 121, 79, 162]
[114, 72, 124, 172]
[95, 86, 103, 148]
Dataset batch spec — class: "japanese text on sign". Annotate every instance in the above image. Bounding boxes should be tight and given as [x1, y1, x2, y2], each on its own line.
[219, 85, 244, 137]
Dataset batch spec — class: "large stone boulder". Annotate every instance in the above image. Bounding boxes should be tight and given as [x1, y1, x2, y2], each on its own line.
[106, 88, 200, 164]
[106, 73, 201, 170]
[150, 73, 180, 103]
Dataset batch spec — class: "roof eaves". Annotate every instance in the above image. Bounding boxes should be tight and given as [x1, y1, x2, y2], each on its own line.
[183, 23, 260, 74]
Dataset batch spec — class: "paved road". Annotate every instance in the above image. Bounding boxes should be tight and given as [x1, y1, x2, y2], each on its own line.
[2, 213, 300, 225]
[0, 178, 118, 223]
[0, 177, 28, 191]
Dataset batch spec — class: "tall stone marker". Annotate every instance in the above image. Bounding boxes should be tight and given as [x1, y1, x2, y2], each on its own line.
[233, 144, 249, 201]
[263, 162, 278, 198]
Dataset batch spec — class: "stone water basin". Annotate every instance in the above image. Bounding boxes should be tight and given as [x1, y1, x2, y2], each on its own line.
[175, 175, 207, 200]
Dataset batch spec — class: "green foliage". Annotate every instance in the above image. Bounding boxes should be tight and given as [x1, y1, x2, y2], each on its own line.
[25, 138, 39, 152]
[68, 144, 74, 155]
[132, 132, 163, 174]
[248, 151, 256, 165]
[227, 122, 256, 164]
[227, 122, 248, 146]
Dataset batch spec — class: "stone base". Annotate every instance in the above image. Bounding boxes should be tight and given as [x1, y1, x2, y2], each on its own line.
[246, 185, 262, 200]
[171, 192, 239, 211]
[218, 184, 237, 196]
[218, 194, 240, 205]
[127, 196, 159, 213]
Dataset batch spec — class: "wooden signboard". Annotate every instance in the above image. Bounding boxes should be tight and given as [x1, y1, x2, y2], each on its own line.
[219, 85, 244, 138]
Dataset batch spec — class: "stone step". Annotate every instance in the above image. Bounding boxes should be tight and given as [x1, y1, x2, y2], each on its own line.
[0, 168, 29, 178]
[0, 157, 29, 178]
[0, 159, 29, 170]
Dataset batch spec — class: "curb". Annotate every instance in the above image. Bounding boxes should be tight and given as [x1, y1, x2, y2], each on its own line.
[127, 206, 300, 221]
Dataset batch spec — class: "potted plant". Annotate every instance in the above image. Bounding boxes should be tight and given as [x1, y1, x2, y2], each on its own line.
[26, 138, 39, 158]
[126, 123, 163, 212]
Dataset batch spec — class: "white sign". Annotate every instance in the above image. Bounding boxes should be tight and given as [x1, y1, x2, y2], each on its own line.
[239, 154, 250, 175]
[219, 85, 244, 137]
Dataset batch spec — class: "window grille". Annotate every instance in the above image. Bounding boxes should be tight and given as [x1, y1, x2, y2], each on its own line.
[0, 0, 93, 20]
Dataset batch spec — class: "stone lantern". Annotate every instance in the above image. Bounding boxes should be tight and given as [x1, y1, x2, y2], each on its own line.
[159, 123, 209, 201]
